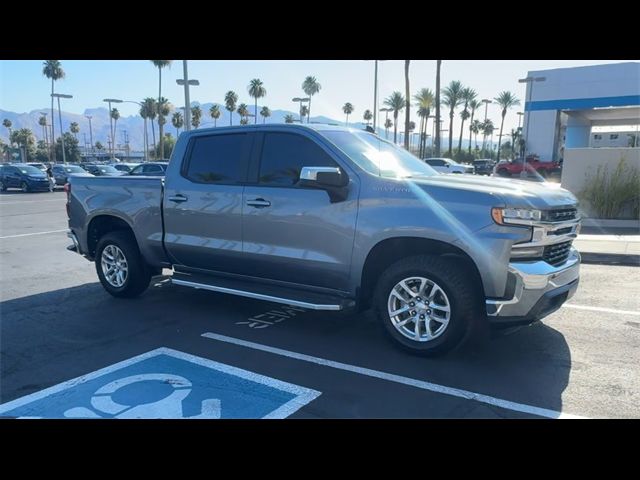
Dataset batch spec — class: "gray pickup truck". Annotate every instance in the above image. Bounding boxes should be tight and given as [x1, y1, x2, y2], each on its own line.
[66, 124, 581, 355]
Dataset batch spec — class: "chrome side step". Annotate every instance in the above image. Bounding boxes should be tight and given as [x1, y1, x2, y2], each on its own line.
[171, 278, 344, 311]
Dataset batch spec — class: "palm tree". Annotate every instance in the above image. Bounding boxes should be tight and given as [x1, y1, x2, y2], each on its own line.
[342, 103, 354, 126]
[224, 91, 238, 125]
[300, 105, 309, 123]
[95, 141, 103, 152]
[284, 114, 295, 124]
[70, 121, 80, 140]
[150, 60, 172, 159]
[110, 108, 120, 151]
[172, 111, 184, 136]
[302, 76, 321, 124]
[157, 97, 172, 143]
[434, 60, 442, 156]
[260, 106, 271, 124]
[441, 80, 464, 157]
[140, 98, 157, 158]
[3, 119, 12, 145]
[413, 88, 434, 158]
[237, 103, 249, 124]
[404, 60, 411, 149]
[467, 98, 482, 154]
[481, 119, 494, 152]
[42, 60, 65, 162]
[384, 118, 393, 139]
[191, 106, 202, 129]
[494, 91, 520, 161]
[470, 119, 481, 151]
[38, 115, 48, 148]
[457, 87, 477, 152]
[383, 92, 405, 144]
[248, 78, 266, 124]
[363, 109, 373, 126]
[209, 105, 221, 127]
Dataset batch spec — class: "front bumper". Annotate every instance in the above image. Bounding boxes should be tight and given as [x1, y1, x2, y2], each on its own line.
[486, 247, 580, 327]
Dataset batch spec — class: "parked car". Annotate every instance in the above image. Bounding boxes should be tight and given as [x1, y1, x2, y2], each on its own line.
[111, 163, 140, 173]
[83, 164, 127, 176]
[52, 164, 93, 185]
[494, 155, 561, 178]
[0, 163, 51, 192]
[424, 158, 474, 174]
[129, 162, 169, 176]
[27, 162, 48, 173]
[473, 159, 495, 176]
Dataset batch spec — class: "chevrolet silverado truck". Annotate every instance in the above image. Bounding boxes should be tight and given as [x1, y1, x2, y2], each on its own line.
[66, 124, 581, 356]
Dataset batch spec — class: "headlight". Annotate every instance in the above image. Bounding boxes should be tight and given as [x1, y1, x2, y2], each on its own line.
[491, 207, 542, 225]
[510, 246, 544, 259]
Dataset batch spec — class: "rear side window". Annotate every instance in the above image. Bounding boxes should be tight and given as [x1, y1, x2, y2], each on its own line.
[185, 134, 248, 184]
[426, 159, 444, 167]
[144, 164, 163, 173]
[258, 132, 337, 187]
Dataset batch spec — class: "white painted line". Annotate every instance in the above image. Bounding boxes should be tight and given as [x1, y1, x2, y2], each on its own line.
[201, 332, 586, 419]
[0, 229, 67, 240]
[0, 347, 320, 419]
[0, 199, 64, 205]
[562, 304, 640, 316]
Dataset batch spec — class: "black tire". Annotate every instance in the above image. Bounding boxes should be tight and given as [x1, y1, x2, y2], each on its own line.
[95, 230, 151, 298]
[0, 180, 6, 192]
[374, 255, 481, 356]
[21, 181, 30, 193]
[497, 169, 510, 177]
[536, 169, 547, 178]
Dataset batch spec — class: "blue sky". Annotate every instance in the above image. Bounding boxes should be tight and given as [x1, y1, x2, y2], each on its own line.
[0, 59, 625, 133]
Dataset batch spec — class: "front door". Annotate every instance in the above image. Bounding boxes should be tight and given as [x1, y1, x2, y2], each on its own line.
[242, 131, 359, 292]
[163, 131, 253, 273]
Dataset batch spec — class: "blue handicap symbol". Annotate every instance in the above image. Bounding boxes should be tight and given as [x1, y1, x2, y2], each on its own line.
[0, 348, 320, 419]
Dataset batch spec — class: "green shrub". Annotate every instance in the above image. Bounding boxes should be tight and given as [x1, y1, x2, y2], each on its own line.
[579, 157, 640, 219]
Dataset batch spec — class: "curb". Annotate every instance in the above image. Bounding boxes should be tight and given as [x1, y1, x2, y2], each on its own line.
[579, 252, 640, 267]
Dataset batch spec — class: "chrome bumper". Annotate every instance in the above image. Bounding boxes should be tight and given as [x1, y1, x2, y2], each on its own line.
[486, 247, 580, 324]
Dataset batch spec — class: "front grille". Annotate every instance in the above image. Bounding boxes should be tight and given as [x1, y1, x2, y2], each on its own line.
[543, 240, 573, 266]
[542, 207, 578, 222]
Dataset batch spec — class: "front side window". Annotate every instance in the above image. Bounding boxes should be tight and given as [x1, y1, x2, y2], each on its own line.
[185, 134, 248, 184]
[258, 132, 337, 187]
[426, 159, 445, 167]
[144, 164, 162, 173]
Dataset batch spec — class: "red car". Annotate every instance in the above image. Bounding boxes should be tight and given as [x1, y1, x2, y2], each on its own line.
[494, 155, 561, 178]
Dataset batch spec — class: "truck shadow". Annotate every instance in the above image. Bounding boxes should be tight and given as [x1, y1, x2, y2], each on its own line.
[1, 280, 572, 417]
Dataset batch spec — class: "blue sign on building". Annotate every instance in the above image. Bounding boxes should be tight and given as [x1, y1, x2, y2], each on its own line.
[0, 348, 320, 419]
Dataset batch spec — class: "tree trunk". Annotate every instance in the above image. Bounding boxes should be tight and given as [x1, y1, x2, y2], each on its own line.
[435, 60, 441, 157]
[158, 67, 164, 160]
[458, 106, 467, 153]
[230, 111, 233, 126]
[150, 119, 156, 160]
[51, 77, 56, 162]
[307, 97, 312, 124]
[393, 112, 398, 143]
[448, 109, 454, 156]
[418, 116, 425, 157]
[255, 98, 258, 124]
[497, 111, 506, 161]
[404, 60, 410, 150]
[468, 110, 475, 154]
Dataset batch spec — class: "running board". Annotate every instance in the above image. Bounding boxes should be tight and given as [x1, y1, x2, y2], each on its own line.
[171, 273, 351, 311]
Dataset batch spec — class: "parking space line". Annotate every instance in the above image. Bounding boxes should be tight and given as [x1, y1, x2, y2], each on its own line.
[0, 199, 64, 205]
[201, 332, 586, 419]
[0, 229, 67, 240]
[563, 304, 640, 316]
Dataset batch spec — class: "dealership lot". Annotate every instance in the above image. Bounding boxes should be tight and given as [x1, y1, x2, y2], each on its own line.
[1, 192, 639, 418]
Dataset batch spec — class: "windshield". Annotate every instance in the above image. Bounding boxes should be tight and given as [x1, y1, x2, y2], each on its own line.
[64, 166, 85, 173]
[322, 131, 437, 178]
[18, 166, 44, 175]
[98, 166, 120, 174]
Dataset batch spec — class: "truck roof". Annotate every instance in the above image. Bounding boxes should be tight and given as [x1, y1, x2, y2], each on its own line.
[180, 123, 361, 136]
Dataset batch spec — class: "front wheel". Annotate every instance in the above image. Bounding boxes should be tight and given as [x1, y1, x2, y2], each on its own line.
[374, 255, 481, 356]
[95, 231, 151, 298]
[0, 180, 6, 192]
[497, 169, 510, 177]
[21, 181, 29, 193]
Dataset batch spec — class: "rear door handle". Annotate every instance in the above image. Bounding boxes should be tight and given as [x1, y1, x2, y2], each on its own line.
[246, 198, 271, 208]
[168, 194, 188, 203]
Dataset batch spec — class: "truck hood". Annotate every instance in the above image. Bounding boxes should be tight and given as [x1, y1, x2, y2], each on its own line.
[412, 174, 578, 209]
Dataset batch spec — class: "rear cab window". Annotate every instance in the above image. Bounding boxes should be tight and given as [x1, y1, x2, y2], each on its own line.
[184, 133, 251, 184]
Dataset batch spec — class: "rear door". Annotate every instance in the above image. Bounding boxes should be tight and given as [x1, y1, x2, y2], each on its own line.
[5, 166, 21, 187]
[163, 131, 253, 272]
[241, 130, 359, 291]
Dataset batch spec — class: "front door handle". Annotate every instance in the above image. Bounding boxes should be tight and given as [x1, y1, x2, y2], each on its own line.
[246, 198, 271, 208]
[168, 194, 188, 203]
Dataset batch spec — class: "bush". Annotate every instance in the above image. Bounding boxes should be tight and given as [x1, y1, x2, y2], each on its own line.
[579, 157, 640, 219]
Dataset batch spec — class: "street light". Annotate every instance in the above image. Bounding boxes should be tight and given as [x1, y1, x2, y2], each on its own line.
[103, 98, 123, 159]
[52, 93, 73, 164]
[85, 115, 94, 156]
[177, 60, 200, 132]
[292, 97, 310, 123]
[518, 76, 546, 157]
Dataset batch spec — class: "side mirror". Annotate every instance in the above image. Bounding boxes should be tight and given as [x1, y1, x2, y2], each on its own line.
[299, 166, 349, 202]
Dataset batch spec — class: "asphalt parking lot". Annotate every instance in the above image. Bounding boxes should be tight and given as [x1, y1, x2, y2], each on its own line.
[1, 190, 639, 418]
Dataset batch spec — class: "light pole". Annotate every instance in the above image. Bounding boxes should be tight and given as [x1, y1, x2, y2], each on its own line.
[379, 107, 392, 139]
[177, 60, 200, 132]
[518, 76, 546, 157]
[428, 115, 436, 149]
[292, 97, 310, 123]
[103, 98, 123, 159]
[85, 115, 94, 156]
[373, 60, 378, 131]
[52, 93, 73, 164]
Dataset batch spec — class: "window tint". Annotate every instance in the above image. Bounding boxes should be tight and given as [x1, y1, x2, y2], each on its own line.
[259, 132, 337, 186]
[426, 159, 444, 167]
[144, 164, 162, 173]
[185, 134, 248, 184]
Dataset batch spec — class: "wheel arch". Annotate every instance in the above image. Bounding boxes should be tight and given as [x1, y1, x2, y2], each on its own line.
[86, 214, 135, 260]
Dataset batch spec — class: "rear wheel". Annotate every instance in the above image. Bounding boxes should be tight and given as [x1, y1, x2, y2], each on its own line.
[497, 169, 510, 177]
[21, 181, 29, 193]
[95, 231, 151, 298]
[374, 255, 481, 356]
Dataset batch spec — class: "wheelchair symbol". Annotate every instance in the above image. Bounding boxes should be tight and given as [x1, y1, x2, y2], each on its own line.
[63, 373, 222, 419]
